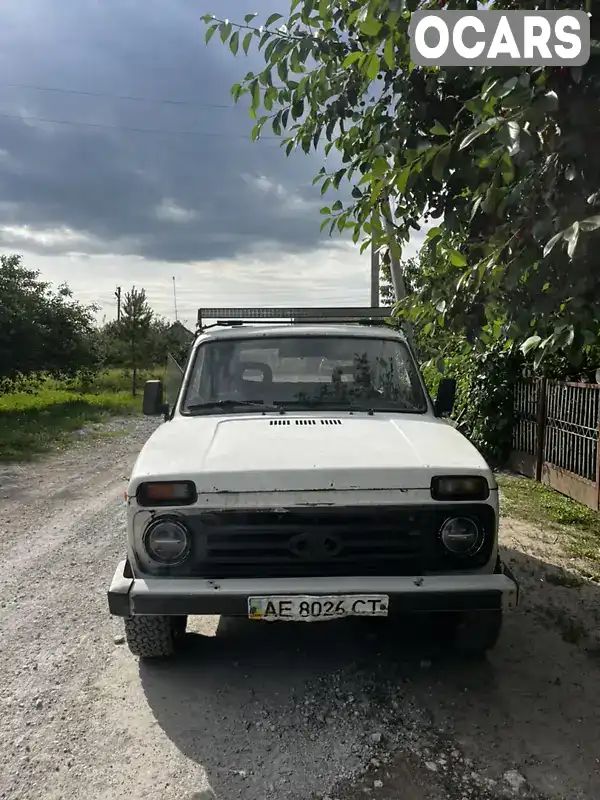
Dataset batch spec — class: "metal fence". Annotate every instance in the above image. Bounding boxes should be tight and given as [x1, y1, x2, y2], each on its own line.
[510, 378, 600, 510]
[512, 379, 539, 459]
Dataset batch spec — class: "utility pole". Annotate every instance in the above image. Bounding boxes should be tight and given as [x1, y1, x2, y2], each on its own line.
[370, 210, 380, 307]
[172, 277, 179, 322]
[370, 238, 380, 307]
[382, 196, 408, 302]
[114, 286, 122, 322]
[381, 195, 415, 348]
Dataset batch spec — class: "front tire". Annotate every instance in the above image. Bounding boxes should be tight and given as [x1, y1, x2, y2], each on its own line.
[452, 609, 503, 657]
[123, 615, 187, 659]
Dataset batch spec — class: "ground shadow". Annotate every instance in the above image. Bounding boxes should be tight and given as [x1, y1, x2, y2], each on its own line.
[139, 548, 600, 800]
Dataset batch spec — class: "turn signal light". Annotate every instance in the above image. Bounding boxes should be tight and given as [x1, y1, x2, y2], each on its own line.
[431, 475, 489, 501]
[136, 481, 197, 507]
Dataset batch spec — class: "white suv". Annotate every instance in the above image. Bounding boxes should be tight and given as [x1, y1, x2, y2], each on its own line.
[107, 307, 519, 659]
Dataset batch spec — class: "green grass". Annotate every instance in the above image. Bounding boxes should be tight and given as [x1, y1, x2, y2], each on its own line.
[497, 473, 600, 572]
[0, 367, 163, 462]
[45, 366, 163, 395]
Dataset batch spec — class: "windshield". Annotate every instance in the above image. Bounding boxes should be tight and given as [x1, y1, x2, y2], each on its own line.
[181, 335, 427, 414]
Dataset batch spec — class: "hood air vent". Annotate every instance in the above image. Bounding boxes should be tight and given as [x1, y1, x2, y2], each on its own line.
[269, 419, 343, 426]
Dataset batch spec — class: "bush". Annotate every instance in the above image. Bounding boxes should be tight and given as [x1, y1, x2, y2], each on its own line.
[421, 342, 522, 467]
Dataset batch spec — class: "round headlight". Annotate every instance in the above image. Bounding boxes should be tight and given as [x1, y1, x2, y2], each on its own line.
[439, 517, 482, 555]
[144, 518, 191, 564]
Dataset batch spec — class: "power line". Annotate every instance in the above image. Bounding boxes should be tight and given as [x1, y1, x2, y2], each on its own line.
[0, 110, 280, 140]
[0, 82, 236, 109]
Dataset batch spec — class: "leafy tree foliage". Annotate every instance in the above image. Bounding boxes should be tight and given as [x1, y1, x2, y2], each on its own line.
[0, 254, 99, 391]
[113, 287, 154, 396]
[99, 316, 191, 378]
[381, 247, 522, 463]
[99, 288, 193, 395]
[0, 256, 192, 397]
[203, 0, 599, 369]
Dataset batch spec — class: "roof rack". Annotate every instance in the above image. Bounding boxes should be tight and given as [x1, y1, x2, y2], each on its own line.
[197, 306, 395, 331]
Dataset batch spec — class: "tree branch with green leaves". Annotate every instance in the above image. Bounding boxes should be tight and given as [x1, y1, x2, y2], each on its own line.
[202, 0, 600, 369]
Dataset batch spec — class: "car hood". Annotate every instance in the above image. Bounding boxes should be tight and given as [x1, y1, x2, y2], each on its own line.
[129, 413, 492, 494]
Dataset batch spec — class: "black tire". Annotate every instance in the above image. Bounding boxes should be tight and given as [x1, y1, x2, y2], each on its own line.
[171, 615, 188, 640]
[452, 609, 503, 657]
[123, 615, 186, 659]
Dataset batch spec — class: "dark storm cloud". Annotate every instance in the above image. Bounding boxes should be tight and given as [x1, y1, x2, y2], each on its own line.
[0, 0, 345, 262]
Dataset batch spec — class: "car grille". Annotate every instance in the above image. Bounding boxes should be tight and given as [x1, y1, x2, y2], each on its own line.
[176, 504, 496, 578]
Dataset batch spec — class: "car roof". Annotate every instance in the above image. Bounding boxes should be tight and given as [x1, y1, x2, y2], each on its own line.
[194, 323, 408, 345]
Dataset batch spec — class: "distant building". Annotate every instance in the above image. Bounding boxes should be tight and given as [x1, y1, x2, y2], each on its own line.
[168, 321, 194, 345]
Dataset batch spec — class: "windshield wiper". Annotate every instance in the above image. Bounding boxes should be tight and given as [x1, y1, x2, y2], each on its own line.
[186, 400, 280, 412]
[273, 399, 372, 412]
[272, 399, 421, 414]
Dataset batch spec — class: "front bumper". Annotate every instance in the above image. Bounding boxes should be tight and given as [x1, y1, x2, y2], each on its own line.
[107, 559, 519, 618]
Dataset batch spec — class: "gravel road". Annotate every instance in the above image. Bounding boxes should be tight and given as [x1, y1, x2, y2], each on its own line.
[1, 417, 599, 800]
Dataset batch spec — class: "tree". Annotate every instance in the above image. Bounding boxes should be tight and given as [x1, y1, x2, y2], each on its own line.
[382, 245, 524, 463]
[118, 287, 154, 396]
[0, 254, 99, 391]
[203, 0, 599, 369]
[98, 316, 192, 378]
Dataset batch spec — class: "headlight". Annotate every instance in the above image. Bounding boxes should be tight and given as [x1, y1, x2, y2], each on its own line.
[431, 475, 489, 501]
[439, 517, 482, 555]
[144, 518, 191, 564]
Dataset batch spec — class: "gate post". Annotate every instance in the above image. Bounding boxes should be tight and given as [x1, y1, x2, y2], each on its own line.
[596, 394, 600, 511]
[534, 378, 547, 482]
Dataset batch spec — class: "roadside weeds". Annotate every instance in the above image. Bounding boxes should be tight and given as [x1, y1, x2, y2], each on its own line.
[497, 473, 600, 581]
[497, 474, 600, 654]
[0, 366, 165, 463]
[0, 390, 139, 462]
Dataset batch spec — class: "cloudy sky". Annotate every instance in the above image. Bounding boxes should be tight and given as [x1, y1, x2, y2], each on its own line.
[0, 0, 425, 328]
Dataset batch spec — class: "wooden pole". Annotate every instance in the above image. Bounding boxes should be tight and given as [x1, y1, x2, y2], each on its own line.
[370, 238, 380, 307]
[535, 378, 547, 482]
[381, 195, 415, 349]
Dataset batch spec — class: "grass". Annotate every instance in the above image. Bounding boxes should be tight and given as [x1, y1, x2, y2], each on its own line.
[0, 366, 163, 463]
[497, 473, 600, 574]
[45, 366, 163, 395]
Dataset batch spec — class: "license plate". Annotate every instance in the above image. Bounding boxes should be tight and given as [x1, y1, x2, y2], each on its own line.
[248, 594, 389, 622]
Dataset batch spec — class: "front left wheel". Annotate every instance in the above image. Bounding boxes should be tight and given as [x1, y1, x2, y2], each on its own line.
[123, 615, 187, 659]
[452, 609, 503, 657]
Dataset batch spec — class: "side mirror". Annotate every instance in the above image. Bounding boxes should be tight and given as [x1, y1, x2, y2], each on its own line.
[143, 380, 169, 417]
[434, 377, 456, 418]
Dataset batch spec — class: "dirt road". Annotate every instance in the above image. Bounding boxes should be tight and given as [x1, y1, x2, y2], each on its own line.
[1, 418, 599, 800]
